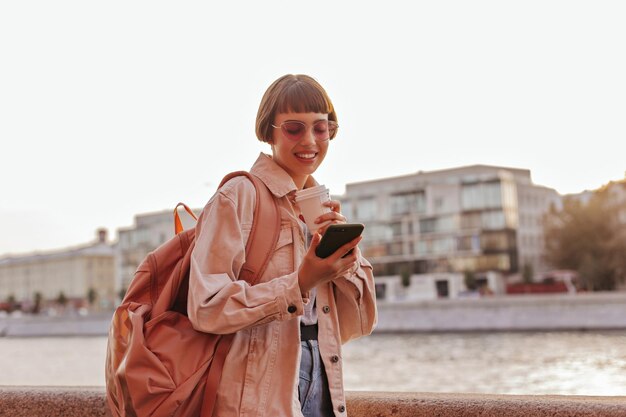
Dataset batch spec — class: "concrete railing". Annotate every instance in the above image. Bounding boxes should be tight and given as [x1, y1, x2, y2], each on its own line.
[1, 386, 625, 416]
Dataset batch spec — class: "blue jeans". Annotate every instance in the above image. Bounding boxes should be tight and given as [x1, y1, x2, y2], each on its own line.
[299, 340, 334, 417]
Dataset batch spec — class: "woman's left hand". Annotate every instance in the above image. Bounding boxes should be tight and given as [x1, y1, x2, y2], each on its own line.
[315, 200, 347, 235]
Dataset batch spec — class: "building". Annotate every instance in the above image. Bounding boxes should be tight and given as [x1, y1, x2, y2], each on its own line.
[0, 230, 116, 310]
[116, 207, 200, 293]
[374, 271, 505, 302]
[338, 165, 561, 282]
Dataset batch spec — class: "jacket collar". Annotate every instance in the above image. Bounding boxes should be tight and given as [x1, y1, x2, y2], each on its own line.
[250, 153, 319, 198]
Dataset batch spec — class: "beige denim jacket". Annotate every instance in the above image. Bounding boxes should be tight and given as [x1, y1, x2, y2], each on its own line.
[188, 153, 377, 417]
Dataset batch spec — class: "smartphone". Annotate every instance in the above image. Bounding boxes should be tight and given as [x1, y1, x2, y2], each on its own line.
[315, 223, 365, 259]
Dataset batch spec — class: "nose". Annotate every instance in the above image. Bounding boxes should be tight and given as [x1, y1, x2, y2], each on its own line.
[300, 125, 317, 146]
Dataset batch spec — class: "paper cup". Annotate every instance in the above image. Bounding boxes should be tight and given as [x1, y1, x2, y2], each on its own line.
[295, 185, 333, 233]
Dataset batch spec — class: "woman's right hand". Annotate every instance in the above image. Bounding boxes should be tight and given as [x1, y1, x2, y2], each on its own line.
[297, 232, 362, 296]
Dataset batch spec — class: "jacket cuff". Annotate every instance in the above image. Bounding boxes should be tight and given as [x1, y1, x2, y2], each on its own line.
[339, 257, 371, 299]
[277, 272, 306, 320]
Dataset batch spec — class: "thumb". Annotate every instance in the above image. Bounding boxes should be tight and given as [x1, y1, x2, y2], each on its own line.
[310, 232, 322, 248]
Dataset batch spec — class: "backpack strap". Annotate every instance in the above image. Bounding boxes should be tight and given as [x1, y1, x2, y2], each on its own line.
[201, 171, 281, 417]
[218, 171, 281, 285]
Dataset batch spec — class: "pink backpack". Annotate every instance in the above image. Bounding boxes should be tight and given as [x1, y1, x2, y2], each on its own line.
[105, 172, 280, 417]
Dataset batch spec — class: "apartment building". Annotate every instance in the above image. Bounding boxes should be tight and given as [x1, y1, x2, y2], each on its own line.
[338, 165, 561, 280]
[0, 230, 116, 309]
[116, 207, 200, 293]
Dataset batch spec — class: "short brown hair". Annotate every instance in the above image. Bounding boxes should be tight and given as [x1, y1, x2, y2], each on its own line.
[255, 74, 338, 143]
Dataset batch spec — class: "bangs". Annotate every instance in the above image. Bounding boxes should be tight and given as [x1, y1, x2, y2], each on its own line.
[275, 80, 333, 115]
[255, 74, 339, 142]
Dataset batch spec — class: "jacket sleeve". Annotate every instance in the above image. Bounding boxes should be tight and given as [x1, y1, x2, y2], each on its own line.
[331, 255, 378, 344]
[187, 181, 305, 335]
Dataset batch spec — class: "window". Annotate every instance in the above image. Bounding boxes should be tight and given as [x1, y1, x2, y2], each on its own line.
[481, 211, 505, 229]
[436, 280, 449, 298]
[355, 197, 377, 221]
[457, 235, 480, 252]
[462, 182, 503, 210]
[480, 231, 511, 251]
[363, 244, 387, 258]
[417, 240, 431, 255]
[365, 224, 393, 241]
[390, 192, 426, 216]
[435, 197, 444, 211]
[433, 237, 456, 254]
[419, 218, 436, 234]
[437, 215, 456, 232]
[461, 213, 481, 229]
[419, 215, 457, 234]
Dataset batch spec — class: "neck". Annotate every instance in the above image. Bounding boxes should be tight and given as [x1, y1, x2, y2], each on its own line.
[293, 175, 308, 190]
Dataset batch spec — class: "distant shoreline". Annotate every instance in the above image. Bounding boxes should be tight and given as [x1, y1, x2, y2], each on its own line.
[2, 292, 626, 337]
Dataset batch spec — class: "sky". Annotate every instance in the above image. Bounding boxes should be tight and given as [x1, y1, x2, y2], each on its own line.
[1, 1, 625, 256]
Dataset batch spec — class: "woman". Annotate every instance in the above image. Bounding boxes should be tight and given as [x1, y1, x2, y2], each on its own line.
[188, 74, 377, 417]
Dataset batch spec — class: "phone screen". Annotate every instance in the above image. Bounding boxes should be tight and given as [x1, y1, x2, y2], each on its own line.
[315, 223, 364, 259]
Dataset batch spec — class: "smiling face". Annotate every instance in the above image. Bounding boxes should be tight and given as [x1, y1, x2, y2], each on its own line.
[270, 112, 330, 189]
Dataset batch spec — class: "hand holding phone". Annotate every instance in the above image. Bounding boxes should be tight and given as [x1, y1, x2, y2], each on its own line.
[298, 223, 364, 296]
[315, 223, 365, 259]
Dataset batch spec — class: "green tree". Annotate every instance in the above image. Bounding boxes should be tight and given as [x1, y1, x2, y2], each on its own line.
[544, 187, 626, 291]
[87, 287, 98, 306]
[118, 287, 127, 302]
[57, 291, 68, 307]
[6, 294, 17, 313]
[33, 292, 43, 314]
[400, 267, 411, 288]
[464, 271, 477, 291]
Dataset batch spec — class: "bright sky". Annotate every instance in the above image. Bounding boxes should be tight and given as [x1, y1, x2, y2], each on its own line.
[1, 1, 624, 256]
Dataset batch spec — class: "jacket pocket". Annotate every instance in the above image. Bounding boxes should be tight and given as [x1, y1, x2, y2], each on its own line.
[266, 225, 294, 279]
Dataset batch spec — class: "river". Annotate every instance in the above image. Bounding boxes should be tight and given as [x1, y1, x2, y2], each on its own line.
[1, 331, 625, 395]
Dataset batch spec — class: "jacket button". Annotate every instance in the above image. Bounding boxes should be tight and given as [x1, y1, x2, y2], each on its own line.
[287, 305, 297, 314]
[322, 305, 330, 314]
[331, 355, 340, 363]
[338, 405, 346, 413]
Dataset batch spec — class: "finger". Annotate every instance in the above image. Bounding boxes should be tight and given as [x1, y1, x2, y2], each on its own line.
[339, 249, 359, 263]
[323, 200, 341, 213]
[317, 224, 331, 236]
[308, 232, 322, 251]
[315, 212, 346, 224]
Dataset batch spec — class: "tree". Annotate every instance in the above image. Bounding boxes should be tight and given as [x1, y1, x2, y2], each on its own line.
[522, 262, 534, 284]
[6, 294, 17, 313]
[400, 267, 411, 288]
[544, 187, 626, 291]
[57, 291, 68, 307]
[33, 292, 43, 314]
[87, 287, 98, 307]
[464, 271, 478, 291]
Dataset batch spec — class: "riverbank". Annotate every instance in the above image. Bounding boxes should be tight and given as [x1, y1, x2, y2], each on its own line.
[375, 291, 626, 332]
[0, 312, 112, 337]
[2, 292, 626, 337]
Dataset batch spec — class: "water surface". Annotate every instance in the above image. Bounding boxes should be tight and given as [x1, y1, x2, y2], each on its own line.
[1, 331, 625, 395]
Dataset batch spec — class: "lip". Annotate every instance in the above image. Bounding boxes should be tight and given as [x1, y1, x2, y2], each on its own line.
[294, 151, 318, 163]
